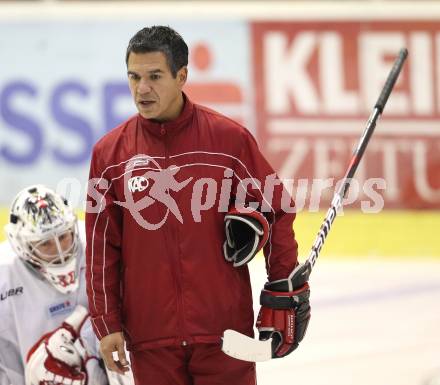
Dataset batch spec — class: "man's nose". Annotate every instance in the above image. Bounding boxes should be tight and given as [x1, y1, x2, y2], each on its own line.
[138, 78, 152, 94]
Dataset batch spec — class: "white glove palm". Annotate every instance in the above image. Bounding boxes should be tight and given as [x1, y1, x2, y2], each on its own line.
[25, 305, 108, 385]
[26, 331, 86, 385]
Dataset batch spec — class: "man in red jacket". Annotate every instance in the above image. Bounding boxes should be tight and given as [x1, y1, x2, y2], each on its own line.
[85, 25, 310, 385]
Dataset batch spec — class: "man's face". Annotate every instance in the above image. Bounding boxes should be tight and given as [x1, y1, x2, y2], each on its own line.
[31, 231, 74, 264]
[127, 51, 187, 121]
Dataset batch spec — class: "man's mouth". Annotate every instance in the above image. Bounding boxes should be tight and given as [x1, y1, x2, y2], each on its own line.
[138, 100, 156, 107]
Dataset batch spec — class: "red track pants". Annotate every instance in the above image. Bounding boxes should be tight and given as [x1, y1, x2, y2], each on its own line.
[130, 343, 256, 385]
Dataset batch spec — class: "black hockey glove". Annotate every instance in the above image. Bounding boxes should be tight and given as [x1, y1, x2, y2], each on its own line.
[223, 206, 269, 267]
[256, 281, 311, 358]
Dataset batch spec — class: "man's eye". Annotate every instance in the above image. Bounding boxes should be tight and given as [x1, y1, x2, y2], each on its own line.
[129, 74, 140, 80]
[151, 74, 160, 80]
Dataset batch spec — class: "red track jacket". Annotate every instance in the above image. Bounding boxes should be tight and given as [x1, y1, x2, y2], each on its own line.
[85, 95, 298, 352]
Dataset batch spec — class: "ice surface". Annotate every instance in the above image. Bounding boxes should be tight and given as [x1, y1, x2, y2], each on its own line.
[249, 258, 440, 385]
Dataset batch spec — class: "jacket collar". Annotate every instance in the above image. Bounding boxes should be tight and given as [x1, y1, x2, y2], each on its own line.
[138, 92, 194, 138]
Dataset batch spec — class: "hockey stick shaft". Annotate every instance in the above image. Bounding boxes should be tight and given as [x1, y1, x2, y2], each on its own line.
[304, 48, 408, 275]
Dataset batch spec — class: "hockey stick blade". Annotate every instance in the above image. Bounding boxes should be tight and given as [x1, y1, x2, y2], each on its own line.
[221, 329, 272, 362]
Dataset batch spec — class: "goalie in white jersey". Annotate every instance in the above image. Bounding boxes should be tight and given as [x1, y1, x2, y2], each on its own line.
[0, 185, 132, 385]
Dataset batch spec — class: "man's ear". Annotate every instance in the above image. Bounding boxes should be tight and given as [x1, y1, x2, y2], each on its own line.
[177, 67, 188, 86]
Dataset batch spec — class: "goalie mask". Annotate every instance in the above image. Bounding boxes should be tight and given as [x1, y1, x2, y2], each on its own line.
[5, 185, 80, 294]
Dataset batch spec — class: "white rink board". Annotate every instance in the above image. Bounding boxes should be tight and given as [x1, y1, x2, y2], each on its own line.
[248, 258, 440, 385]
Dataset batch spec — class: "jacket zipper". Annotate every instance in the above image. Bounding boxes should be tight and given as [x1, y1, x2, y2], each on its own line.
[162, 125, 187, 346]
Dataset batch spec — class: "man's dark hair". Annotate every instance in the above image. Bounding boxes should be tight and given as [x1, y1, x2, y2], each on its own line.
[126, 26, 189, 77]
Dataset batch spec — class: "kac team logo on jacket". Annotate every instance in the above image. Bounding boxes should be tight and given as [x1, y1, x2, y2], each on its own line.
[117, 154, 193, 230]
[128, 176, 149, 193]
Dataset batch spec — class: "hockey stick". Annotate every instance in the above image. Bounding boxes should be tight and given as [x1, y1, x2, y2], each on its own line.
[222, 48, 409, 362]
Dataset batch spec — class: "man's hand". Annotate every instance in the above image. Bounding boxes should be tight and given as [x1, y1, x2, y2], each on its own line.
[256, 282, 311, 358]
[99, 332, 130, 375]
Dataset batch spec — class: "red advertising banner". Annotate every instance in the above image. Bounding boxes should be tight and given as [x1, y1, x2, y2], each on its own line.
[251, 21, 440, 209]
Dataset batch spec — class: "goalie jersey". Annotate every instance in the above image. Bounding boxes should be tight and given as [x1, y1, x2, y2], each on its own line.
[0, 225, 91, 385]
